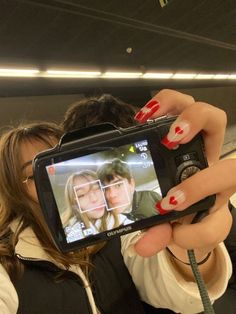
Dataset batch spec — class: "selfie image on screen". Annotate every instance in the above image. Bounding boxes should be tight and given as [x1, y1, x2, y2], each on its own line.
[46, 140, 162, 243]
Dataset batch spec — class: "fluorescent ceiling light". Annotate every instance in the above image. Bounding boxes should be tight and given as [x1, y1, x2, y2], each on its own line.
[195, 74, 215, 79]
[228, 74, 236, 79]
[0, 68, 39, 77]
[142, 72, 173, 79]
[172, 73, 197, 79]
[46, 70, 101, 78]
[212, 74, 229, 79]
[102, 72, 142, 78]
[0, 67, 235, 81]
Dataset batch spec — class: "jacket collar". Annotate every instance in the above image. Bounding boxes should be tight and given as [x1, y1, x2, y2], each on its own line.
[10, 219, 61, 265]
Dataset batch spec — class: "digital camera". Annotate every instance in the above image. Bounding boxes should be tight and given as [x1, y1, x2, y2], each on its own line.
[33, 116, 215, 253]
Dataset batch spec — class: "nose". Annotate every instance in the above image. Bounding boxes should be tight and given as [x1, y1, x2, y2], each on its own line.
[89, 190, 98, 202]
[107, 187, 117, 199]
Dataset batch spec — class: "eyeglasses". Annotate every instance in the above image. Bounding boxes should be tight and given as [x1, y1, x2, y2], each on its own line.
[22, 175, 34, 184]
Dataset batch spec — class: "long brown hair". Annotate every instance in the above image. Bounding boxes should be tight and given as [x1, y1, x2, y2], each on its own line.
[0, 122, 97, 281]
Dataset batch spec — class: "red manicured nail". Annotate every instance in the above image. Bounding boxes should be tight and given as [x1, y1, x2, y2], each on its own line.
[161, 121, 190, 149]
[161, 136, 180, 149]
[145, 100, 160, 109]
[134, 100, 160, 123]
[156, 201, 170, 215]
[156, 190, 186, 212]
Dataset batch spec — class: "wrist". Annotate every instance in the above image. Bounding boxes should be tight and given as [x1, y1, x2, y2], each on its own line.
[166, 247, 212, 266]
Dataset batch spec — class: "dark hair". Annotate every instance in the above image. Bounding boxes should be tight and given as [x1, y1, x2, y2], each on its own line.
[62, 94, 138, 132]
[97, 158, 133, 184]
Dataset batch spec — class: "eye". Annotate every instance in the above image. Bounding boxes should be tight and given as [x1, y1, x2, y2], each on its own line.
[92, 184, 100, 191]
[78, 194, 85, 199]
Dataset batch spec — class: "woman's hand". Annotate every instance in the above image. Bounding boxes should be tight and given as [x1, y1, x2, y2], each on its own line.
[132, 89, 234, 260]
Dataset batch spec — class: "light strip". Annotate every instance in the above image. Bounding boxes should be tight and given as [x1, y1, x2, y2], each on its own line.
[46, 70, 101, 78]
[172, 73, 197, 79]
[195, 74, 215, 79]
[0, 68, 40, 77]
[228, 74, 236, 80]
[142, 72, 173, 79]
[213, 74, 230, 79]
[102, 72, 142, 79]
[0, 68, 235, 80]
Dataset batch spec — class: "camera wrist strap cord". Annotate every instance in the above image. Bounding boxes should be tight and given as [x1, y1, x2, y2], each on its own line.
[187, 249, 215, 314]
[188, 210, 215, 314]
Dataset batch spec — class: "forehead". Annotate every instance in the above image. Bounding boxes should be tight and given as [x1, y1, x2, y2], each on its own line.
[73, 175, 96, 186]
[105, 175, 127, 183]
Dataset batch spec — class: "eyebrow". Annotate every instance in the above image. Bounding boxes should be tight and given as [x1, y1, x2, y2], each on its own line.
[21, 160, 33, 171]
[109, 179, 123, 184]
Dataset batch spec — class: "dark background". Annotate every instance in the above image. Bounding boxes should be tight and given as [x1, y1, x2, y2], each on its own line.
[0, 0, 235, 157]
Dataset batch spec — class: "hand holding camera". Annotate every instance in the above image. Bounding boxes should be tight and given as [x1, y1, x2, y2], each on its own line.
[33, 89, 231, 259]
[132, 89, 232, 263]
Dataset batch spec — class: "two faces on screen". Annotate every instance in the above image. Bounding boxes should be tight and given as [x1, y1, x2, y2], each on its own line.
[71, 169, 135, 220]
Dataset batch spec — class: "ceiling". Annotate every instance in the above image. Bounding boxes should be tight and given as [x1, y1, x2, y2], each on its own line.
[1, 0, 236, 98]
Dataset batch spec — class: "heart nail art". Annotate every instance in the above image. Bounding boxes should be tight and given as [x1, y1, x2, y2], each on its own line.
[155, 190, 186, 211]
[161, 121, 190, 149]
[175, 126, 184, 134]
[169, 196, 178, 205]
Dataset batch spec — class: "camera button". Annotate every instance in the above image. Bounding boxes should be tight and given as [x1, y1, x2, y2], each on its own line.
[176, 161, 202, 183]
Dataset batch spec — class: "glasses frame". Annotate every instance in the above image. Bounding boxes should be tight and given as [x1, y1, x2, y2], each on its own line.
[22, 175, 34, 184]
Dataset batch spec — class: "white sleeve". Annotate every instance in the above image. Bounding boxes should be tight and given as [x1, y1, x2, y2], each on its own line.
[121, 232, 232, 314]
[0, 265, 18, 314]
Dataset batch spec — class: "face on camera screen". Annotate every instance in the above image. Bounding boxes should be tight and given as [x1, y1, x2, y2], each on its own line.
[46, 140, 162, 243]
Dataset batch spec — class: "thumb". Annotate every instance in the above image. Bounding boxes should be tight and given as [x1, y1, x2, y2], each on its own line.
[134, 223, 172, 257]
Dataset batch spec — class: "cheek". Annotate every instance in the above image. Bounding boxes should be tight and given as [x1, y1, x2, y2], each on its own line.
[87, 211, 96, 219]
[79, 198, 88, 209]
[128, 185, 135, 197]
[97, 191, 104, 201]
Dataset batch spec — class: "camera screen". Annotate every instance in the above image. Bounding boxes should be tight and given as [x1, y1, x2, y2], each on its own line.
[46, 139, 162, 244]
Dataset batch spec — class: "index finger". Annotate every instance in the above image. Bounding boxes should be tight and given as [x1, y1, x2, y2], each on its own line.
[156, 158, 236, 214]
[134, 89, 194, 122]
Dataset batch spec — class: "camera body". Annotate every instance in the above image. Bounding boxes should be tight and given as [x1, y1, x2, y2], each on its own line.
[34, 116, 215, 252]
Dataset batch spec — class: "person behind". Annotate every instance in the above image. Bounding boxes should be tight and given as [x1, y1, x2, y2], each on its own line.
[97, 158, 161, 221]
[0, 91, 234, 314]
[62, 93, 138, 131]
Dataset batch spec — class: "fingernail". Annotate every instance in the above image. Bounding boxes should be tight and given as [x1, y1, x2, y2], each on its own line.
[156, 190, 186, 213]
[161, 121, 190, 149]
[134, 100, 160, 123]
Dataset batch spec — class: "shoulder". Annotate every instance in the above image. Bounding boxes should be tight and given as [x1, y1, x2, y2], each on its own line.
[0, 264, 18, 313]
[135, 190, 161, 202]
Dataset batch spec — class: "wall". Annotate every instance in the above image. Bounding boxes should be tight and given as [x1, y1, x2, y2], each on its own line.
[0, 85, 235, 155]
[178, 86, 236, 155]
